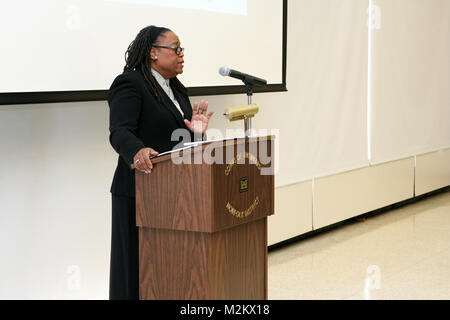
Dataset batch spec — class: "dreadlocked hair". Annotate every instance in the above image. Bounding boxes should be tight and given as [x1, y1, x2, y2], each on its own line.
[123, 25, 187, 103]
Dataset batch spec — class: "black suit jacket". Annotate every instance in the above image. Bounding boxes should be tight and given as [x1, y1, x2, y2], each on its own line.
[108, 70, 194, 197]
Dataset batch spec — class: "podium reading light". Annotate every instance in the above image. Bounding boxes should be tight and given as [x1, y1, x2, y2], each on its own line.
[223, 104, 259, 136]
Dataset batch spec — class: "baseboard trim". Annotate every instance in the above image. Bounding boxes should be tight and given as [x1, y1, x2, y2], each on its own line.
[268, 185, 450, 252]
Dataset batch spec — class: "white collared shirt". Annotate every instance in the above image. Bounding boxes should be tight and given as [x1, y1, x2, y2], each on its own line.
[151, 68, 184, 117]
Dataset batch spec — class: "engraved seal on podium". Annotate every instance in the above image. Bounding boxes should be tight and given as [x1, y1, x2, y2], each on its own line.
[225, 152, 261, 219]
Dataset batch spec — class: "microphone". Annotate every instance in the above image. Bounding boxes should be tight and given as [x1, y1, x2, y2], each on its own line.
[219, 66, 267, 86]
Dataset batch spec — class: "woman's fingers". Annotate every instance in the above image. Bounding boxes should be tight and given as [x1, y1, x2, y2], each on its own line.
[133, 147, 158, 174]
[136, 157, 151, 173]
[199, 100, 208, 114]
[194, 100, 209, 115]
[148, 148, 159, 157]
[193, 102, 199, 114]
[143, 153, 153, 172]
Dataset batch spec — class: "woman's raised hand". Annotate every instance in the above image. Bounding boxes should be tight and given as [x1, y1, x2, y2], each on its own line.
[184, 99, 214, 134]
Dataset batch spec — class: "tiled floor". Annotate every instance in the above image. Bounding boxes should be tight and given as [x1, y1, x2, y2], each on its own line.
[268, 191, 450, 300]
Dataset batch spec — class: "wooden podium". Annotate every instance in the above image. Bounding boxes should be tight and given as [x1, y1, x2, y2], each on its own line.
[135, 136, 274, 300]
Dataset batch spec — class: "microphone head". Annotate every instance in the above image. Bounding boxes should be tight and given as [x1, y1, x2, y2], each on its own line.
[219, 66, 231, 76]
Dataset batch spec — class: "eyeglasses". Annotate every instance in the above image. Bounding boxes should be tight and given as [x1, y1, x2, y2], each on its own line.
[152, 45, 184, 55]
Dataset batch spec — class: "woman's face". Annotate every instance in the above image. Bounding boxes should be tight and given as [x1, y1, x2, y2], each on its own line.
[150, 31, 184, 79]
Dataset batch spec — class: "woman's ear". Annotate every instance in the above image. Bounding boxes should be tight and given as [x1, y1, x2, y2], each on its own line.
[151, 47, 160, 60]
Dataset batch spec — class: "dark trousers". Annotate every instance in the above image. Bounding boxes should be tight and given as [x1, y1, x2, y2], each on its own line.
[109, 194, 139, 300]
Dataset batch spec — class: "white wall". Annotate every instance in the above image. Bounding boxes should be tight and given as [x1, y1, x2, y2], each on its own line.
[0, 102, 115, 299]
[370, 0, 450, 164]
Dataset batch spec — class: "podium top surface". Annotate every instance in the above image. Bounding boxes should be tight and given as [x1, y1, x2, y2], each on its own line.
[150, 135, 274, 164]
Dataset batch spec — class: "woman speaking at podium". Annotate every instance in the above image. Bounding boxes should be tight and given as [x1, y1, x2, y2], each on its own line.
[107, 25, 213, 300]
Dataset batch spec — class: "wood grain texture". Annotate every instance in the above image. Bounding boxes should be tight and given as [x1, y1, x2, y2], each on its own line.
[208, 218, 267, 299]
[139, 218, 267, 300]
[135, 159, 213, 232]
[139, 227, 209, 299]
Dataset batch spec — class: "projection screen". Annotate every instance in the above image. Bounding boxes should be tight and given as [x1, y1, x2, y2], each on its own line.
[0, 0, 287, 104]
